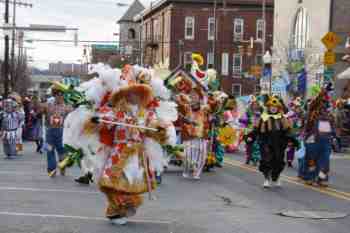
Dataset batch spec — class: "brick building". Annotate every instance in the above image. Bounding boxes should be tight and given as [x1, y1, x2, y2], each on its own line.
[137, 0, 274, 96]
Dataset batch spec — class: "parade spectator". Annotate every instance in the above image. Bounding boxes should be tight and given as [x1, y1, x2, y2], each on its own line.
[24, 96, 44, 153]
[304, 87, 336, 187]
[40, 87, 72, 177]
[0, 98, 24, 159]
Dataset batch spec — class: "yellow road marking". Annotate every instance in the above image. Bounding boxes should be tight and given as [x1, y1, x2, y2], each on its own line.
[224, 159, 350, 202]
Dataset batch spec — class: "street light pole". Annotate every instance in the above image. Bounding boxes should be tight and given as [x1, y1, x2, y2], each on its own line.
[4, 0, 10, 97]
[140, 14, 144, 67]
[262, 0, 266, 55]
[10, 0, 16, 90]
[213, 0, 217, 69]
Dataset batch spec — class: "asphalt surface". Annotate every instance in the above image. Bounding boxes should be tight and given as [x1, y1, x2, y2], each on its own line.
[0, 143, 349, 233]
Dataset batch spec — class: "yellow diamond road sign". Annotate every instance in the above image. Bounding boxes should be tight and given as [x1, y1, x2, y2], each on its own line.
[322, 32, 341, 50]
[324, 51, 336, 65]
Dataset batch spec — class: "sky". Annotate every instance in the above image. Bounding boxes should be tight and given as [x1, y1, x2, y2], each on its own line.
[0, 0, 152, 69]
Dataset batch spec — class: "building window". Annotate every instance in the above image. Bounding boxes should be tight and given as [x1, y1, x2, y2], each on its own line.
[290, 7, 310, 56]
[221, 53, 229, 76]
[233, 54, 242, 74]
[255, 85, 261, 94]
[185, 17, 195, 40]
[233, 18, 244, 41]
[232, 84, 242, 97]
[128, 28, 136, 40]
[184, 52, 193, 66]
[207, 52, 214, 68]
[208, 17, 215, 40]
[255, 54, 263, 65]
[256, 19, 265, 40]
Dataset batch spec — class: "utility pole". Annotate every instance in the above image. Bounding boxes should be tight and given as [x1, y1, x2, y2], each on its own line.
[140, 15, 144, 67]
[10, 0, 17, 90]
[212, 0, 217, 70]
[4, 0, 10, 97]
[262, 0, 266, 55]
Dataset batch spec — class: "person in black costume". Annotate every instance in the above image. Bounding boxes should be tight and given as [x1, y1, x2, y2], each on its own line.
[255, 96, 295, 188]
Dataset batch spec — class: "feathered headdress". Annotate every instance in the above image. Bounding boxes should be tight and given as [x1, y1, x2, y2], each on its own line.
[265, 95, 283, 109]
[111, 84, 153, 108]
[192, 53, 204, 66]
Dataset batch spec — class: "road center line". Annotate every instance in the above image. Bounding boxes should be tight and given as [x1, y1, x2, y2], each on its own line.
[224, 159, 350, 202]
[0, 211, 172, 225]
[0, 187, 100, 194]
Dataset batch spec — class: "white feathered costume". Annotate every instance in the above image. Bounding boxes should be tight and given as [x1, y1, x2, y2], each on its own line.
[63, 64, 178, 181]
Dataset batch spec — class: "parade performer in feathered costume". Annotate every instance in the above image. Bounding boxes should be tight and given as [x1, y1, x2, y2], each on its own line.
[0, 98, 24, 159]
[285, 97, 305, 167]
[84, 84, 169, 225]
[222, 95, 240, 152]
[206, 92, 227, 170]
[191, 53, 220, 91]
[176, 87, 210, 179]
[239, 96, 262, 166]
[303, 84, 336, 187]
[61, 64, 178, 225]
[255, 96, 294, 188]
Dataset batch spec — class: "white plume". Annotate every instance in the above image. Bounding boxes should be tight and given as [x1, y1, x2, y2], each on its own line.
[156, 101, 178, 122]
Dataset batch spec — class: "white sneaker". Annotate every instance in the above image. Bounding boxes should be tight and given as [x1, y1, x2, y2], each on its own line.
[111, 217, 128, 225]
[272, 179, 282, 187]
[263, 179, 271, 188]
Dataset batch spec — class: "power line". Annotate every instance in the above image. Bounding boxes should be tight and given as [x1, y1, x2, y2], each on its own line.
[0, 0, 32, 7]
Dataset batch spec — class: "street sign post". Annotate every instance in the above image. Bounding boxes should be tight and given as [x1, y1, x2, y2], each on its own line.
[324, 68, 335, 82]
[321, 32, 341, 86]
[322, 32, 341, 50]
[324, 51, 336, 65]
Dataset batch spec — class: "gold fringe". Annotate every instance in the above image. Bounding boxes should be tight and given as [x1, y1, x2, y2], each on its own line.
[99, 144, 156, 195]
[281, 117, 290, 130]
[83, 120, 99, 135]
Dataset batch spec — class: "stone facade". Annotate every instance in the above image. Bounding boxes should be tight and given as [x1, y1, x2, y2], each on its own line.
[118, 0, 145, 64]
[331, 0, 350, 95]
[119, 22, 142, 63]
[272, 0, 332, 97]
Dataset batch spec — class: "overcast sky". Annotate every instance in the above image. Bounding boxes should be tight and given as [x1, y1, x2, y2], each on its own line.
[0, 0, 152, 69]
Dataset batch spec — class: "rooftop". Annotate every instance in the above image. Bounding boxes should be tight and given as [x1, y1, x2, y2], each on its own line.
[135, 0, 274, 21]
[118, 0, 145, 23]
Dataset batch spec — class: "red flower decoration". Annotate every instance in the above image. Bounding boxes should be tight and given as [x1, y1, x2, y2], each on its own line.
[99, 106, 112, 114]
[115, 111, 125, 120]
[100, 92, 111, 107]
[111, 156, 119, 165]
[116, 129, 126, 141]
[105, 168, 112, 177]
[147, 99, 160, 109]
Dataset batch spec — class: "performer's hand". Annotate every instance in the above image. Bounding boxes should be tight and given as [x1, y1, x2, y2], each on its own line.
[91, 116, 100, 124]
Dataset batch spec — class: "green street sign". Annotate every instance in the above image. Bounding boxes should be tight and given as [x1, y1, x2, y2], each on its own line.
[92, 44, 118, 51]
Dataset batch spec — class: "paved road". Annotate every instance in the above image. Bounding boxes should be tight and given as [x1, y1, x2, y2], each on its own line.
[0, 143, 349, 233]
